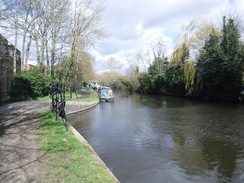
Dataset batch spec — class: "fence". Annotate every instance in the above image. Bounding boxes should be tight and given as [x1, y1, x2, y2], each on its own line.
[49, 83, 68, 130]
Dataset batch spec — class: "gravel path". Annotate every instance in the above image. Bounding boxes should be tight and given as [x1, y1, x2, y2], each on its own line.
[0, 101, 50, 183]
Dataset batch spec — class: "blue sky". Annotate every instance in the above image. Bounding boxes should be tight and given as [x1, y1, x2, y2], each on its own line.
[94, 0, 244, 73]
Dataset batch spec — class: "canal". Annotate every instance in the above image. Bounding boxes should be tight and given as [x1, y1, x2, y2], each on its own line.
[68, 91, 244, 183]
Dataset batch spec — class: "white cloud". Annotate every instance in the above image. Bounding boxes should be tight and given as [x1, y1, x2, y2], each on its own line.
[94, 0, 244, 73]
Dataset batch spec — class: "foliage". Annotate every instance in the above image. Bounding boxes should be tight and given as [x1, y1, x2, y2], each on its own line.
[183, 62, 196, 90]
[56, 51, 95, 89]
[196, 17, 243, 101]
[148, 57, 168, 76]
[137, 65, 185, 96]
[119, 78, 135, 92]
[197, 31, 223, 100]
[136, 17, 243, 101]
[1, 0, 105, 78]
[39, 111, 118, 183]
[10, 69, 53, 100]
[165, 65, 184, 86]
[164, 65, 185, 96]
[150, 74, 165, 92]
[137, 73, 152, 93]
[221, 17, 243, 73]
[176, 17, 218, 53]
[94, 71, 120, 86]
[171, 43, 189, 64]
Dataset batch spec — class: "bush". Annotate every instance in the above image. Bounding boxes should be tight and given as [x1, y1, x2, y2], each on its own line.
[137, 73, 152, 93]
[150, 74, 165, 93]
[10, 69, 53, 100]
[119, 78, 135, 91]
[164, 65, 185, 96]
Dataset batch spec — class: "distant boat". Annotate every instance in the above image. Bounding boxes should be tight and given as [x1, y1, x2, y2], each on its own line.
[98, 87, 114, 102]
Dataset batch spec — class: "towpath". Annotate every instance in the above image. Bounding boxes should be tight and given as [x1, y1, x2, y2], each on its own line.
[0, 97, 99, 183]
[0, 101, 50, 183]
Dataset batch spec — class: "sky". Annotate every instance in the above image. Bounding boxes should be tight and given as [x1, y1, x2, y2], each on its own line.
[94, 0, 244, 73]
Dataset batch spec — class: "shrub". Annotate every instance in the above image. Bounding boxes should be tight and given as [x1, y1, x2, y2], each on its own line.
[137, 73, 152, 93]
[10, 69, 53, 100]
[119, 78, 135, 91]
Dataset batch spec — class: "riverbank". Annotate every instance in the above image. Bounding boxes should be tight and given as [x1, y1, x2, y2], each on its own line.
[0, 89, 119, 183]
[40, 111, 119, 183]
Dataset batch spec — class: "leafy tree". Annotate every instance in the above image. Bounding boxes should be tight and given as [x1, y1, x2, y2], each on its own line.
[148, 56, 168, 76]
[171, 43, 189, 65]
[183, 62, 196, 91]
[220, 17, 243, 101]
[165, 65, 185, 96]
[221, 16, 243, 74]
[197, 17, 243, 101]
[150, 74, 165, 93]
[1, 0, 105, 85]
[197, 31, 223, 100]
[176, 17, 219, 59]
[137, 73, 152, 93]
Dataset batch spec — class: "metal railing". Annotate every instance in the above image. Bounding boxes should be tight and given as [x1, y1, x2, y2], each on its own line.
[50, 83, 68, 131]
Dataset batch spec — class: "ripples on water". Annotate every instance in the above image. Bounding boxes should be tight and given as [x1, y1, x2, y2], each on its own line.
[69, 92, 244, 183]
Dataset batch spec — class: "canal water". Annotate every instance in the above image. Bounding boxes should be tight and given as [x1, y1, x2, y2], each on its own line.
[68, 92, 244, 183]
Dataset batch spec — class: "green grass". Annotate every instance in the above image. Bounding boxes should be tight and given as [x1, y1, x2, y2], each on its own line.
[36, 88, 99, 102]
[36, 95, 50, 101]
[39, 111, 118, 183]
[68, 89, 99, 102]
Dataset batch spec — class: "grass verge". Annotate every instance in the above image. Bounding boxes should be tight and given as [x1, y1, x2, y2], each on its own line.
[37, 88, 98, 102]
[69, 89, 99, 102]
[39, 111, 118, 183]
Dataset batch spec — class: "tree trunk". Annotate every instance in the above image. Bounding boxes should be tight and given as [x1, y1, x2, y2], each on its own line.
[21, 12, 29, 70]
[45, 38, 49, 75]
[51, 38, 56, 78]
[35, 35, 40, 68]
[13, 19, 18, 74]
[25, 22, 35, 68]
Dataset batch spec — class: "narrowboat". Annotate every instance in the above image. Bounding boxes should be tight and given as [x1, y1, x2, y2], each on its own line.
[98, 87, 114, 102]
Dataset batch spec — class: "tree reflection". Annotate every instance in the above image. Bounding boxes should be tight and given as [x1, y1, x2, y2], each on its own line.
[171, 126, 242, 182]
[202, 139, 240, 181]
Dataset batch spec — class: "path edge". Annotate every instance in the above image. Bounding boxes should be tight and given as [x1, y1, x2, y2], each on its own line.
[66, 100, 120, 182]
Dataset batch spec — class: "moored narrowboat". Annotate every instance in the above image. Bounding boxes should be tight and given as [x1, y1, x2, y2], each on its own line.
[98, 87, 114, 102]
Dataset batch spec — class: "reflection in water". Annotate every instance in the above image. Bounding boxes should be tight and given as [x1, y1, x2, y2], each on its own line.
[68, 92, 244, 183]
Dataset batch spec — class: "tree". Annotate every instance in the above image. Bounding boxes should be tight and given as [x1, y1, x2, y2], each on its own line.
[76, 51, 95, 85]
[197, 16, 243, 101]
[183, 62, 196, 91]
[175, 17, 219, 60]
[65, 0, 105, 83]
[0, 1, 12, 28]
[171, 43, 189, 65]
[197, 31, 223, 100]
[106, 56, 122, 72]
[220, 16, 243, 101]
[2, 0, 40, 70]
[137, 73, 152, 93]
[126, 50, 146, 76]
[48, 0, 70, 77]
[148, 56, 168, 76]
[1, 0, 105, 83]
[165, 65, 185, 96]
[221, 16, 242, 72]
[148, 37, 169, 76]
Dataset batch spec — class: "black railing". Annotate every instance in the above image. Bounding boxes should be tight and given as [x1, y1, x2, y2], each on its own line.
[50, 83, 68, 131]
